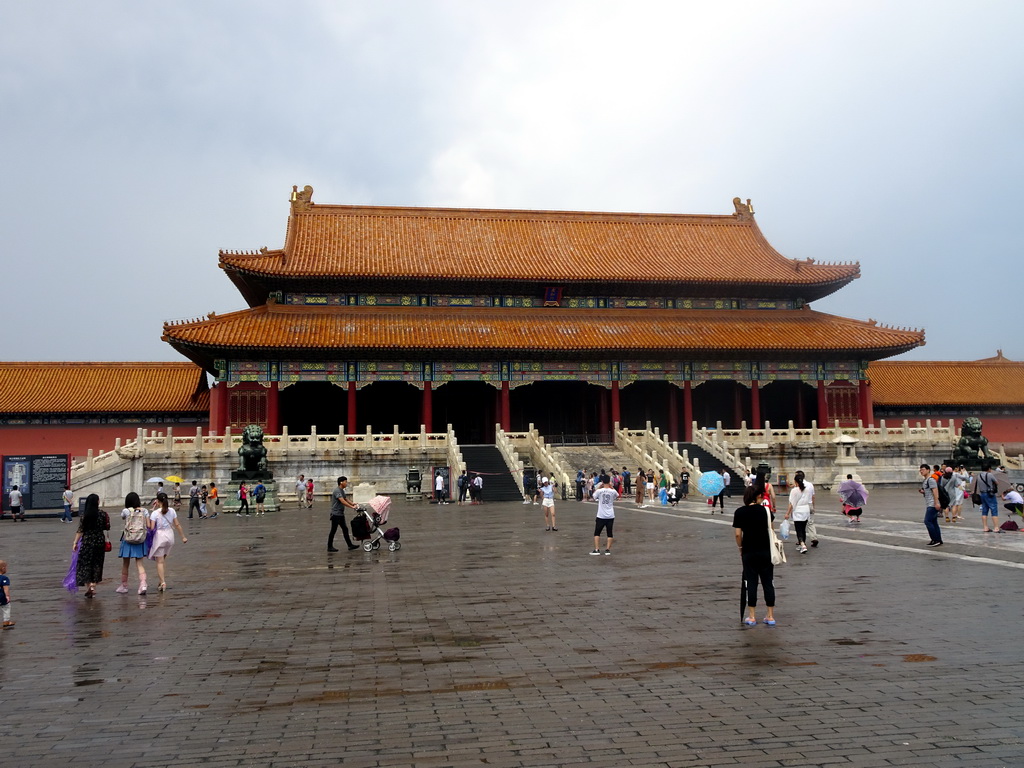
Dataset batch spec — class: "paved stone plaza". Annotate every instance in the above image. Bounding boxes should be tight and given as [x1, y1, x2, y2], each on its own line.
[2, 486, 1023, 767]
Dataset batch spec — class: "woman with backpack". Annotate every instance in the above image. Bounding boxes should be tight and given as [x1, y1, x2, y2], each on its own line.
[148, 492, 187, 592]
[116, 492, 150, 595]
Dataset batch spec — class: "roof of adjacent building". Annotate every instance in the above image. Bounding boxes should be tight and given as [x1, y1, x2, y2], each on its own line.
[868, 352, 1024, 406]
[219, 191, 860, 304]
[0, 362, 209, 415]
[163, 304, 924, 367]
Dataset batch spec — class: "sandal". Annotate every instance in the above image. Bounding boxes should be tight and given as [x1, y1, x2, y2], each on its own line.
[158, 583, 166, 592]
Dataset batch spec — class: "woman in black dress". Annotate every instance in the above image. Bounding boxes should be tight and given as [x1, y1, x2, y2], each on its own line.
[72, 494, 109, 598]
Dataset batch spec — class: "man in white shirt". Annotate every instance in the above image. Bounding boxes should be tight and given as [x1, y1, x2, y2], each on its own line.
[434, 472, 448, 505]
[62, 485, 75, 522]
[591, 476, 617, 555]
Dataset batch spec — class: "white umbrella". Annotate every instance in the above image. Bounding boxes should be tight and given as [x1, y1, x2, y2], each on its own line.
[146, 476, 166, 484]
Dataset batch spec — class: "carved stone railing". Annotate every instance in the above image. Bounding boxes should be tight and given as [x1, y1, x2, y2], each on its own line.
[693, 418, 957, 448]
[494, 426, 526, 497]
[72, 425, 458, 479]
[616, 422, 705, 487]
[502, 424, 573, 494]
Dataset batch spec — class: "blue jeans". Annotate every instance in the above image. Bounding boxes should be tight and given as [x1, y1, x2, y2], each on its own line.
[62, 504, 73, 522]
[924, 506, 942, 543]
[980, 493, 998, 518]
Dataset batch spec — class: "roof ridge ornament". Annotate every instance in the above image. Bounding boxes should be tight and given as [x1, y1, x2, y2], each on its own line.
[732, 197, 754, 220]
[291, 184, 314, 212]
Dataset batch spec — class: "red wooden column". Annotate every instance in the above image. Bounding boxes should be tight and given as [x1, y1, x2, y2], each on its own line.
[733, 385, 744, 429]
[816, 381, 828, 425]
[859, 379, 874, 426]
[210, 382, 228, 434]
[500, 381, 511, 432]
[422, 381, 433, 433]
[598, 386, 610, 436]
[266, 382, 280, 434]
[682, 381, 693, 441]
[610, 380, 621, 429]
[667, 385, 678, 442]
[347, 382, 357, 432]
[750, 381, 761, 430]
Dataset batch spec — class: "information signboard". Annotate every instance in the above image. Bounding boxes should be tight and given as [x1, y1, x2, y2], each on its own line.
[2, 454, 70, 511]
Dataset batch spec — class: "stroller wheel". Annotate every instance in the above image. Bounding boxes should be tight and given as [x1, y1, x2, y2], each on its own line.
[362, 541, 373, 552]
[388, 542, 397, 551]
[372, 540, 381, 550]
[394, 541, 401, 550]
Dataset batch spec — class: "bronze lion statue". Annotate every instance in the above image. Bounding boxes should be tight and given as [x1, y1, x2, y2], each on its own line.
[238, 424, 269, 472]
[951, 417, 992, 466]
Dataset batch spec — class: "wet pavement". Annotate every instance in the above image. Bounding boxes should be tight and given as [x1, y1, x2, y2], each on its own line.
[2, 487, 1022, 767]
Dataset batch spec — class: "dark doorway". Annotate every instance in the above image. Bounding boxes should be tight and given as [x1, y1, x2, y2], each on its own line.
[433, 382, 497, 444]
[280, 382, 346, 433]
[509, 381, 604, 438]
[692, 380, 748, 429]
[761, 381, 816, 429]
[359, 382, 422, 433]
[619, 381, 675, 434]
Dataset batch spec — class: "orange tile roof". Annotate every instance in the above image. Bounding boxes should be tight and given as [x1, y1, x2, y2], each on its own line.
[868, 358, 1024, 406]
[0, 363, 209, 415]
[164, 304, 923, 358]
[220, 200, 859, 295]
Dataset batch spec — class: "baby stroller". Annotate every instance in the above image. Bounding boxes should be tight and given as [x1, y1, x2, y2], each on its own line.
[351, 495, 401, 551]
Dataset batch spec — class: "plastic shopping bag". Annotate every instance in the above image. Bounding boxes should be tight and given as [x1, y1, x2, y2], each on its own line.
[779, 519, 791, 541]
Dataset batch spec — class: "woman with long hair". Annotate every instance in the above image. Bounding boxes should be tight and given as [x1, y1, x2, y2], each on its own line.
[147, 492, 187, 592]
[72, 494, 109, 598]
[635, 468, 647, 508]
[785, 470, 815, 554]
[117, 492, 149, 595]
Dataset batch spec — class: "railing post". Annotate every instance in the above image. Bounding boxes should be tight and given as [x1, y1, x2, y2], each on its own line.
[310, 426, 318, 455]
[223, 426, 232, 457]
[420, 424, 427, 448]
[86, 449, 95, 471]
[195, 427, 203, 453]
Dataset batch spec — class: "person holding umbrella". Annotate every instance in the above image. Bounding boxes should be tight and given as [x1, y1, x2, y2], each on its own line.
[838, 474, 868, 524]
[733, 484, 777, 626]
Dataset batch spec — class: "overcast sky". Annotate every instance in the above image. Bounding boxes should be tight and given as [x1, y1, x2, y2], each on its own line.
[2, 1, 1021, 364]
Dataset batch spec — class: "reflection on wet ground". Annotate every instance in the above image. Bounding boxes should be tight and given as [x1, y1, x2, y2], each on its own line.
[2, 489, 1023, 766]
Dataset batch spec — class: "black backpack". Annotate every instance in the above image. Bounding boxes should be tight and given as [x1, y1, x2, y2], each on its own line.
[937, 480, 951, 509]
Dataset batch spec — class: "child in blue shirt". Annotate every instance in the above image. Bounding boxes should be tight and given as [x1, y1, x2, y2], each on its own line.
[0, 560, 12, 629]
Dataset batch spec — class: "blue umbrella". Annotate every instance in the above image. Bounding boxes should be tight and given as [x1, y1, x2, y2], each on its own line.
[697, 472, 725, 497]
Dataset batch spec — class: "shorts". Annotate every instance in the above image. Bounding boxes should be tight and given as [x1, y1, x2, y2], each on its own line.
[594, 517, 614, 537]
[541, 498, 554, 508]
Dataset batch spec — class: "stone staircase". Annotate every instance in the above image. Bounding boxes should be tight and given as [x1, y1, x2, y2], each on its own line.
[678, 442, 746, 495]
[461, 445, 524, 502]
[551, 444, 636, 477]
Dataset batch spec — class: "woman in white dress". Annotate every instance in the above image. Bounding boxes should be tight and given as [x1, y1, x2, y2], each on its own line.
[785, 471, 815, 554]
[147, 492, 187, 592]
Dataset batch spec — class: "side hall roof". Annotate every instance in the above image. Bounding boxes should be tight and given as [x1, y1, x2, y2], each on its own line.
[163, 304, 924, 367]
[0, 362, 209, 415]
[868, 353, 1024, 406]
[219, 194, 860, 304]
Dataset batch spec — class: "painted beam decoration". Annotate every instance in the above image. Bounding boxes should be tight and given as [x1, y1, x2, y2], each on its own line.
[224, 359, 869, 385]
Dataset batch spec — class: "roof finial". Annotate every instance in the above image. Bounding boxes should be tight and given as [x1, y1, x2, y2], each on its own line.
[732, 197, 754, 219]
[291, 184, 314, 211]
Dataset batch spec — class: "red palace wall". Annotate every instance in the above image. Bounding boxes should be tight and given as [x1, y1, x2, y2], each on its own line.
[0, 421, 209, 462]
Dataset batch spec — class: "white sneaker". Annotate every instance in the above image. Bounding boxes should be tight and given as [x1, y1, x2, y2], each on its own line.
[589, 549, 601, 555]
[522, 500, 531, 504]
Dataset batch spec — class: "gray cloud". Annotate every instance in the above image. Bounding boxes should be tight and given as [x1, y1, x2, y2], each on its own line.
[1, 1, 1021, 362]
